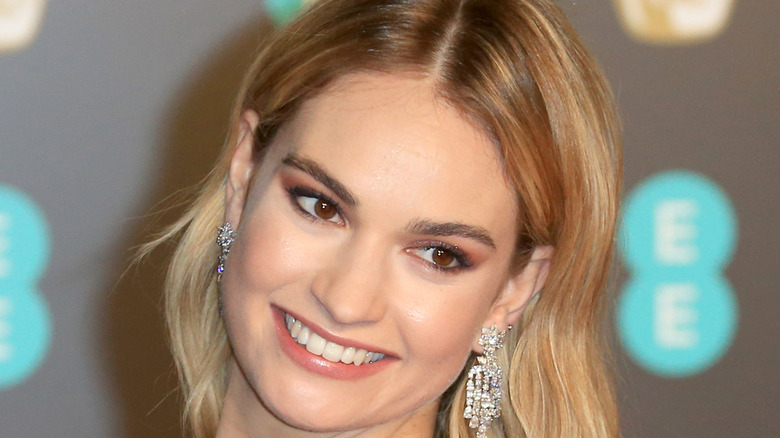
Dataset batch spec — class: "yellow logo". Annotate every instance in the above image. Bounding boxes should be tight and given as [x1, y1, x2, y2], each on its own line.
[0, 0, 48, 53]
[613, 0, 736, 45]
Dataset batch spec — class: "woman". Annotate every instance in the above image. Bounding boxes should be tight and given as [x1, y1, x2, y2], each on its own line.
[151, 0, 622, 436]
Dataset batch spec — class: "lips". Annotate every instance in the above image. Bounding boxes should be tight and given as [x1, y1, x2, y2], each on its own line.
[272, 306, 394, 379]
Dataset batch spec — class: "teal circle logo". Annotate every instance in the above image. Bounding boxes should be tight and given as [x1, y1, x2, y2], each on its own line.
[617, 171, 738, 377]
[0, 184, 52, 390]
[264, 0, 309, 26]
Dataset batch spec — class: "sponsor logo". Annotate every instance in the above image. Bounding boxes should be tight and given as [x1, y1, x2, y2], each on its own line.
[612, 0, 736, 44]
[0, 0, 48, 53]
[617, 171, 738, 377]
[0, 185, 51, 390]
[264, 0, 317, 26]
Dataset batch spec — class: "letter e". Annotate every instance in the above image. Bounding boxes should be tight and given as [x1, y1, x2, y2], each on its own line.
[654, 199, 699, 265]
[654, 283, 699, 349]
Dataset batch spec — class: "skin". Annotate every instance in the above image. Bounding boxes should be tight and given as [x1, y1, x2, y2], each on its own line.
[217, 73, 552, 438]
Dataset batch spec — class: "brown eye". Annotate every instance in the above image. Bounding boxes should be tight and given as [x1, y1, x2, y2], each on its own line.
[315, 199, 337, 220]
[291, 190, 343, 224]
[408, 245, 469, 272]
[431, 248, 455, 266]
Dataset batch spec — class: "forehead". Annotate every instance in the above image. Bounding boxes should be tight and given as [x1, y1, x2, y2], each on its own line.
[275, 73, 519, 237]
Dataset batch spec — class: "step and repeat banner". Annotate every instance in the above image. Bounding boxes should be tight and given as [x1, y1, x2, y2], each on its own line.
[1, 1, 777, 436]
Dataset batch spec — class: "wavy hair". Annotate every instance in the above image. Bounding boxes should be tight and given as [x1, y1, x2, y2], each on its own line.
[147, 0, 622, 436]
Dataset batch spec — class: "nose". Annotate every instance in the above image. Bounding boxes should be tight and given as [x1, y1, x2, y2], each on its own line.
[310, 234, 389, 325]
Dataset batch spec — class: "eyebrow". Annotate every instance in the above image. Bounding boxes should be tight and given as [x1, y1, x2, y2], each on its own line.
[406, 219, 497, 250]
[282, 153, 495, 249]
[282, 153, 360, 207]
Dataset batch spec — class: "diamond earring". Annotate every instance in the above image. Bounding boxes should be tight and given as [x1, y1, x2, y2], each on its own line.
[464, 324, 507, 438]
[216, 222, 237, 282]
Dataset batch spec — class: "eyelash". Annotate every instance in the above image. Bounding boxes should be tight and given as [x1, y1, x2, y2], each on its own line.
[285, 185, 345, 225]
[409, 242, 474, 274]
[284, 184, 474, 274]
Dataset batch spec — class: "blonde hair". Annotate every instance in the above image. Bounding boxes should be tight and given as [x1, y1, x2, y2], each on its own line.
[149, 0, 622, 436]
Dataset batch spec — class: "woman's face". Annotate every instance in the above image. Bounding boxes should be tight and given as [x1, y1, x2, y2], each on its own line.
[221, 73, 541, 435]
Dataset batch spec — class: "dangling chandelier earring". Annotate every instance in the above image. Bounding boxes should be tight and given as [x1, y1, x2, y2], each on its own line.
[464, 324, 507, 438]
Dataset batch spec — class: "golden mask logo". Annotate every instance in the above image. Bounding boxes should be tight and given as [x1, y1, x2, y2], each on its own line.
[0, 0, 47, 53]
[613, 0, 736, 45]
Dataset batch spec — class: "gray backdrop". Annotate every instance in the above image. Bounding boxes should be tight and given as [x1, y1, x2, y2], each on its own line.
[0, 1, 777, 437]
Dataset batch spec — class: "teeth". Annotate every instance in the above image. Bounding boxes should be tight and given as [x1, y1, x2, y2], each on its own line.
[306, 332, 327, 355]
[290, 321, 303, 338]
[322, 342, 344, 362]
[340, 346, 356, 364]
[297, 326, 311, 344]
[352, 349, 367, 366]
[285, 313, 385, 366]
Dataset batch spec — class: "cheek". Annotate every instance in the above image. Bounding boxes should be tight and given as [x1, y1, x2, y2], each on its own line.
[221, 191, 322, 353]
[395, 289, 491, 393]
[228, 197, 311, 298]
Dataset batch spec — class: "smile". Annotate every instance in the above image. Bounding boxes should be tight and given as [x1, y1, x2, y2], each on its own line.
[284, 313, 386, 366]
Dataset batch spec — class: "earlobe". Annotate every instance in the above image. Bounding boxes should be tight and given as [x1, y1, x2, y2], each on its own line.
[224, 110, 261, 228]
[473, 246, 554, 351]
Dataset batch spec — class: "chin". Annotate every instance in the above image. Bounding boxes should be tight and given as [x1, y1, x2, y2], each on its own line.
[258, 386, 375, 433]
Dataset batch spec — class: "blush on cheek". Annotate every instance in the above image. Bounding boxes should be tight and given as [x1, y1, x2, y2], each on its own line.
[233, 207, 311, 295]
[423, 330, 474, 370]
[403, 292, 483, 354]
[410, 316, 475, 376]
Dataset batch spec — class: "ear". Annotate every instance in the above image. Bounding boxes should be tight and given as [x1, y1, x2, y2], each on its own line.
[473, 246, 554, 351]
[224, 110, 261, 228]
